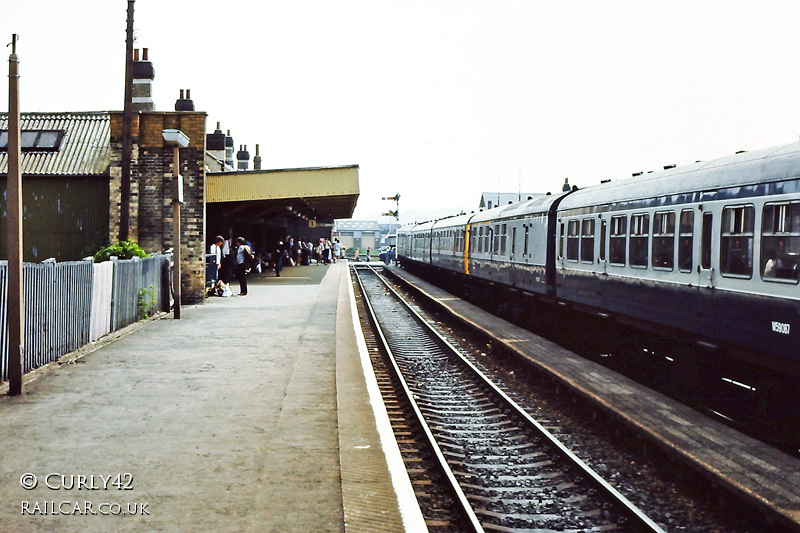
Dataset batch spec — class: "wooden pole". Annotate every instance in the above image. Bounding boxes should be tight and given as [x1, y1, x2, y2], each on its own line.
[172, 145, 181, 319]
[7, 34, 23, 396]
[120, 0, 135, 241]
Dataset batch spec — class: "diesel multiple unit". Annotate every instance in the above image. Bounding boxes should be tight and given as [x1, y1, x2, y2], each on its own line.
[398, 141, 800, 446]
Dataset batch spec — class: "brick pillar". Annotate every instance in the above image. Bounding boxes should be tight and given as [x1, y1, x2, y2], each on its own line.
[110, 110, 207, 304]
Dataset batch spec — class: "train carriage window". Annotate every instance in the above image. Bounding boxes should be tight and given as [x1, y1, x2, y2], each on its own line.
[524, 225, 530, 256]
[629, 213, 649, 267]
[494, 225, 500, 255]
[599, 219, 607, 261]
[701, 213, 712, 269]
[652, 211, 675, 270]
[581, 218, 595, 263]
[559, 223, 565, 259]
[678, 210, 694, 272]
[500, 224, 507, 255]
[720, 205, 754, 278]
[761, 202, 800, 283]
[511, 227, 516, 256]
[609, 215, 627, 265]
[567, 220, 579, 261]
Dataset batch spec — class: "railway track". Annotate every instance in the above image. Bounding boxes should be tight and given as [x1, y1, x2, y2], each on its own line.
[353, 264, 664, 533]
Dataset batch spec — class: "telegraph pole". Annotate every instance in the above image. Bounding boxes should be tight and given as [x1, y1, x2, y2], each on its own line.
[7, 34, 23, 396]
[120, 0, 135, 241]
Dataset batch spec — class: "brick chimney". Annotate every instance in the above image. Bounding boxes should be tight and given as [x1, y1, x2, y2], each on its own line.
[253, 144, 262, 170]
[237, 145, 250, 171]
[225, 130, 234, 169]
[206, 122, 226, 170]
[175, 89, 195, 111]
[132, 48, 155, 111]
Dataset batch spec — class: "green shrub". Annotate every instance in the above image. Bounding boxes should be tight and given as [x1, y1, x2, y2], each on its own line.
[93, 241, 149, 263]
[137, 285, 157, 319]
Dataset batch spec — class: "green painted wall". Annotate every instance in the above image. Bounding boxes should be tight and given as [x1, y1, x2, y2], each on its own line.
[0, 176, 109, 261]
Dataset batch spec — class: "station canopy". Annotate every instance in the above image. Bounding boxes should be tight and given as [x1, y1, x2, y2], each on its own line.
[207, 165, 359, 225]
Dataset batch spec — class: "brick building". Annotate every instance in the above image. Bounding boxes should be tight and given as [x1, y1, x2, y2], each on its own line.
[108, 109, 207, 304]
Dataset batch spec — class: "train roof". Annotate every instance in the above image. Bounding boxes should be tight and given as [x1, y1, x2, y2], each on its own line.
[559, 141, 800, 210]
[430, 212, 473, 229]
[470, 191, 568, 223]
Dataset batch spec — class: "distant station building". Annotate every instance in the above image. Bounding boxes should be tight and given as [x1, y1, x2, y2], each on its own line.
[332, 220, 390, 250]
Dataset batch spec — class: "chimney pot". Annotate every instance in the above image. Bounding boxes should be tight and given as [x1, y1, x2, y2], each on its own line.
[216, 121, 221, 129]
[134, 48, 140, 61]
[256, 144, 260, 156]
[180, 89, 185, 99]
[142, 48, 149, 61]
[186, 89, 191, 99]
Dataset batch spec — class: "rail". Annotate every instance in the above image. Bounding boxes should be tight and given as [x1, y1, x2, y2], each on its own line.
[353, 263, 665, 532]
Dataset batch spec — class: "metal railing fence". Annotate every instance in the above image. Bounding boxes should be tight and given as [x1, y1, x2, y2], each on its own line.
[0, 254, 172, 382]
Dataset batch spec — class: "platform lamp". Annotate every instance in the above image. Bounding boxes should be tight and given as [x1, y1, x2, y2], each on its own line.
[162, 129, 190, 319]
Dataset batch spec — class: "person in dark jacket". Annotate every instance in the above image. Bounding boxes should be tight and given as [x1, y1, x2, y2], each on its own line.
[234, 236, 252, 295]
[274, 241, 284, 277]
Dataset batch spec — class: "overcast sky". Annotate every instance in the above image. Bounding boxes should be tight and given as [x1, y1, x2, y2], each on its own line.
[3, 1, 800, 224]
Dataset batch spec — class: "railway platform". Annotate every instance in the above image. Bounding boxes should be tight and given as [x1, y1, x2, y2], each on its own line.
[384, 264, 800, 532]
[0, 262, 425, 532]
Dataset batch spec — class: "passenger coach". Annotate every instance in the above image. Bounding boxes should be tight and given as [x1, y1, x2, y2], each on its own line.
[555, 143, 800, 369]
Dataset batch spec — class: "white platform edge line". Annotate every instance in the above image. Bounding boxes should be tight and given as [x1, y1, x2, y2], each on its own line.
[347, 266, 429, 532]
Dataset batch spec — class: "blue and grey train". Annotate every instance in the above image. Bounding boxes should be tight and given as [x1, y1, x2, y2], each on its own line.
[398, 141, 800, 446]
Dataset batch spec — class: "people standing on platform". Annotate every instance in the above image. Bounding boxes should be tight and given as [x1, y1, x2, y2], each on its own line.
[284, 237, 295, 266]
[301, 239, 311, 265]
[332, 239, 341, 263]
[366, 247, 371, 262]
[295, 239, 302, 266]
[220, 237, 234, 282]
[209, 235, 225, 283]
[234, 236, 252, 295]
[274, 240, 284, 277]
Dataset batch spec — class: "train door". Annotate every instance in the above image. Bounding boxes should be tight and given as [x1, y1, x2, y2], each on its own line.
[699, 211, 714, 288]
[599, 216, 608, 275]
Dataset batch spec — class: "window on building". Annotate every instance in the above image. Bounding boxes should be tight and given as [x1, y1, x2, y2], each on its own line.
[610, 215, 627, 265]
[567, 220, 579, 261]
[761, 202, 800, 282]
[0, 130, 65, 152]
[652, 211, 675, 270]
[678, 209, 694, 272]
[629, 213, 649, 267]
[720, 205, 754, 277]
[580, 218, 595, 263]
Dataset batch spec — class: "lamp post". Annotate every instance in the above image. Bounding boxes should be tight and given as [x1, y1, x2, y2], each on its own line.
[162, 129, 189, 319]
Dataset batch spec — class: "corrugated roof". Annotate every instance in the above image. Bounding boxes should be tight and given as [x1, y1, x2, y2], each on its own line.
[0, 112, 111, 176]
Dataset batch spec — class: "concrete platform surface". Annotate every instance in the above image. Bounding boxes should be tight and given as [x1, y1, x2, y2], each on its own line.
[0, 262, 421, 532]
